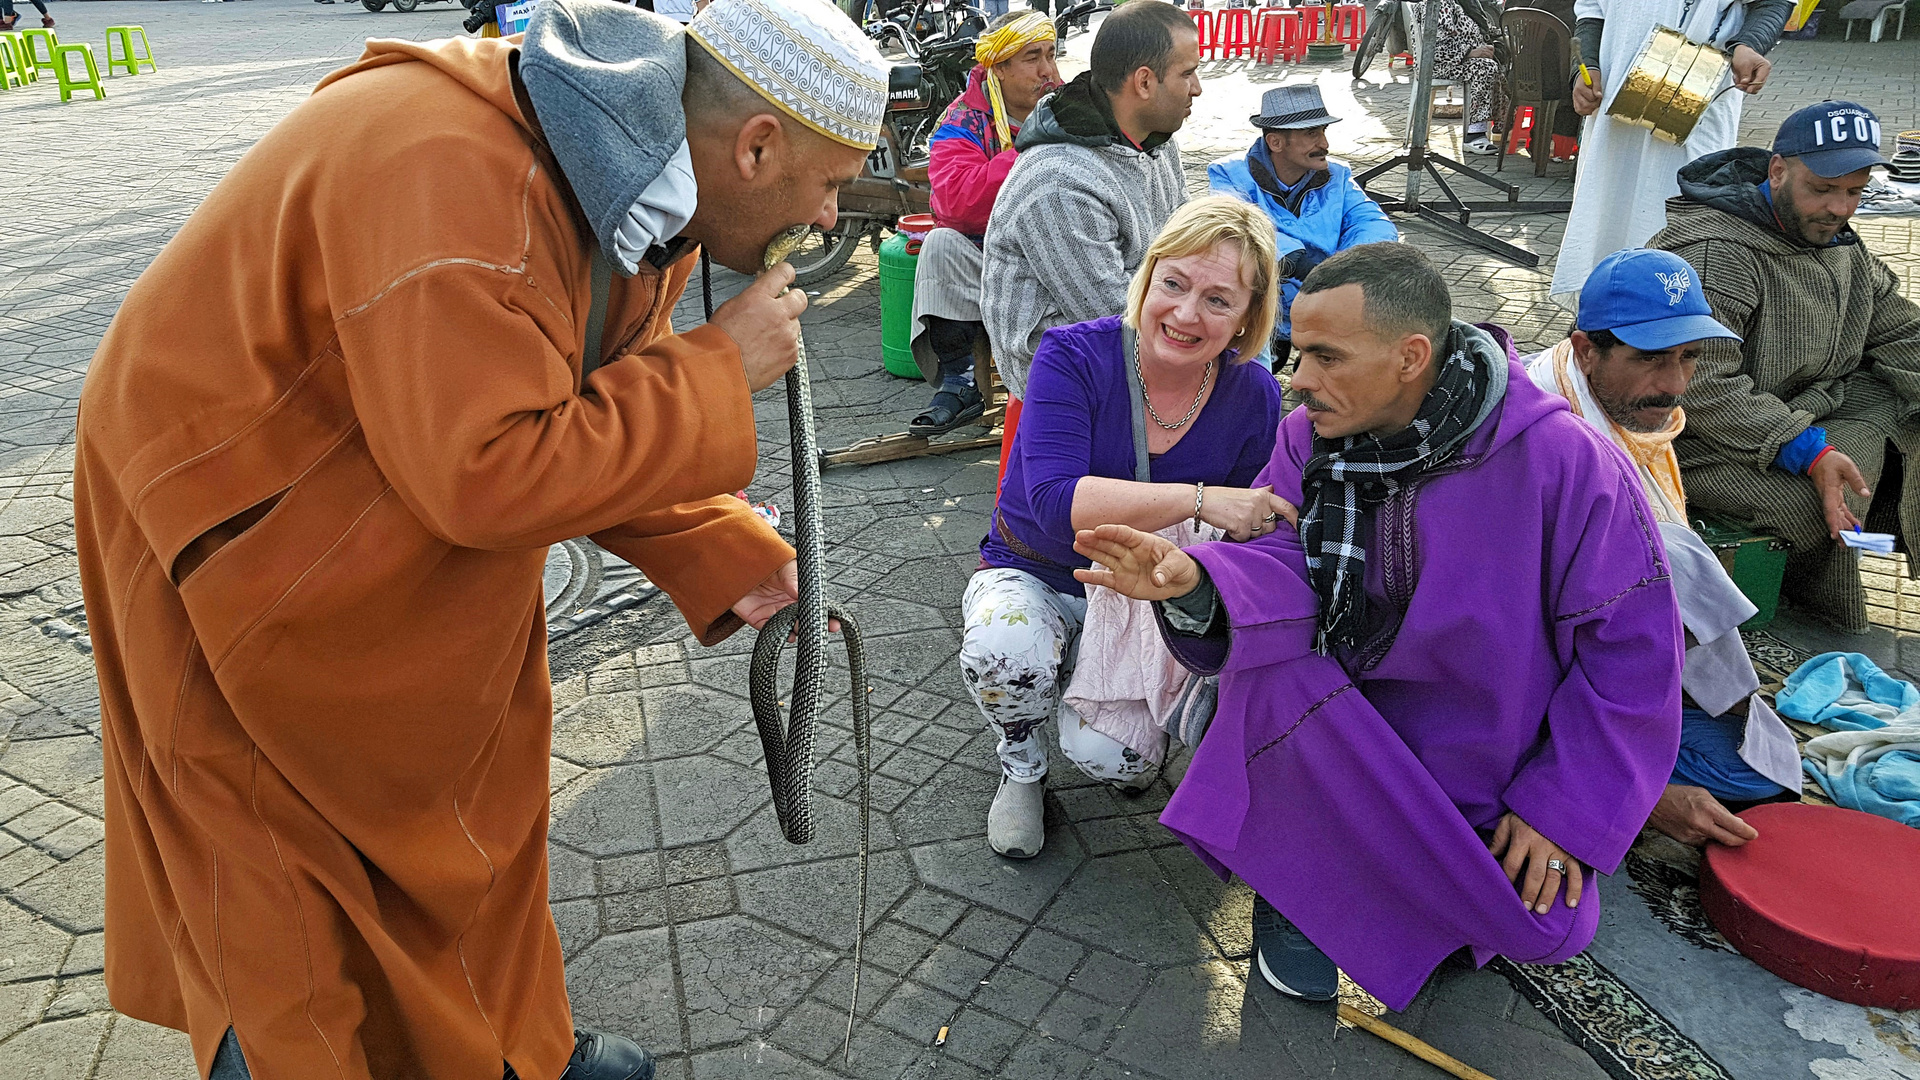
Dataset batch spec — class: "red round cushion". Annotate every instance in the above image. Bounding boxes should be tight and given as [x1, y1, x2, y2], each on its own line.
[1700, 802, 1920, 1009]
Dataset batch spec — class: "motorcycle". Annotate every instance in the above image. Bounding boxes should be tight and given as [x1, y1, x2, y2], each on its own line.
[1052, 0, 1107, 41]
[788, 6, 982, 285]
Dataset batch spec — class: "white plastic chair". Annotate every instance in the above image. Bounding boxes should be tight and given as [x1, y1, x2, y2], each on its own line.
[1840, 0, 1908, 41]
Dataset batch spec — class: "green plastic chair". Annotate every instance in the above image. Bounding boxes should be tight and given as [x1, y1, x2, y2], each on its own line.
[0, 36, 23, 91]
[52, 42, 105, 102]
[104, 25, 155, 76]
[19, 26, 56, 72]
[1, 31, 36, 85]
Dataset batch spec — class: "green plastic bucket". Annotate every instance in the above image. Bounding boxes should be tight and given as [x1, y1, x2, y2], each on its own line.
[1694, 515, 1791, 630]
[879, 231, 922, 379]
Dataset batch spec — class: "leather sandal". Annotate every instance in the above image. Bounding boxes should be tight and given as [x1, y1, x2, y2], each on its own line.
[909, 384, 984, 436]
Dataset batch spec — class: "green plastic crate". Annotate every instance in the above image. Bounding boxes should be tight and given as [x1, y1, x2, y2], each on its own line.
[1693, 515, 1791, 630]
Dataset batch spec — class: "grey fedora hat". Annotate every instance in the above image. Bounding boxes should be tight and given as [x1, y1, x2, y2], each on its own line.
[1251, 85, 1339, 130]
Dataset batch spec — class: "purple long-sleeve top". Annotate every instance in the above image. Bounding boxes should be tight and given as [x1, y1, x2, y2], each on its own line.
[981, 316, 1283, 595]
[1156, 353, 1684, 1009]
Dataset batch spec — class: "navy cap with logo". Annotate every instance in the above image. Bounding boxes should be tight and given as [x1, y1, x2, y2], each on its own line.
[1577, 249, 1741, 351]
[1773, 101, 1890, 178]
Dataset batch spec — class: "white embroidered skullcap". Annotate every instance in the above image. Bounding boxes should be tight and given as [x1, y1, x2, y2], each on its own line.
[687, 0, 889, 150]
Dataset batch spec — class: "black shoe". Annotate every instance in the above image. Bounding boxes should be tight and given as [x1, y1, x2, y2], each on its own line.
[908, 383, 985, 436]
[535, 1031, 652, 1080]
[1251, 895, 1337, 1001]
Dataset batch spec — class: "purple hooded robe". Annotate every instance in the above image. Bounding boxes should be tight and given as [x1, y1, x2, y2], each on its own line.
[1158, 353, 1684, 1010]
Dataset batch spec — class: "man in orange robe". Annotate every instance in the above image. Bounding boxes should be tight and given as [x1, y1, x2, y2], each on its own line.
[71, 1, 887, 1077]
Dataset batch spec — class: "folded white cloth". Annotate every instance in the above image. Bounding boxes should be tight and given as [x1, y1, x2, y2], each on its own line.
[1739, 695, 1804, 793]
[1659, 521, 1764, 716]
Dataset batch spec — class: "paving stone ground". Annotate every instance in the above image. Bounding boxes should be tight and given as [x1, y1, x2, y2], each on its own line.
[0, 4, 1915, 1078]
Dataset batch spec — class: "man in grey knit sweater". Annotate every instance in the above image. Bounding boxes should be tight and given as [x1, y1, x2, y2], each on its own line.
[981, 0, 1199, 399]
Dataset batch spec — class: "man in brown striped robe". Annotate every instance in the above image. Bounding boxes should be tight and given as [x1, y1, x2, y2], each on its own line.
[1651, 103, 1920, 633]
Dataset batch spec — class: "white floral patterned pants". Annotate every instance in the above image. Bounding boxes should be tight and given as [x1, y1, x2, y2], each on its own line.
[959, 568, 1159, 788]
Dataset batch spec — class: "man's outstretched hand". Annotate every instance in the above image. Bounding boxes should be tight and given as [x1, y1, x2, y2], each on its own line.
[1809, 449, 1871, 539]
[1647, 784, 1759, 847]
[1488, 811, 1584, 915]
[731, 559, 840, 635]
[1072, 524, 1201, 602]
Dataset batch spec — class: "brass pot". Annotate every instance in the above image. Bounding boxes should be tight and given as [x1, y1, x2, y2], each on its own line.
[1606, 25, 1731, 145]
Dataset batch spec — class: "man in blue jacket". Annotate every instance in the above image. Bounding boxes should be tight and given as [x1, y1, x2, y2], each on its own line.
[1209, 85, 1398, 372]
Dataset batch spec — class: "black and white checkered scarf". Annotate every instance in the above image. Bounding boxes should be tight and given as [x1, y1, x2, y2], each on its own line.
[1299, 324, 1508, 653]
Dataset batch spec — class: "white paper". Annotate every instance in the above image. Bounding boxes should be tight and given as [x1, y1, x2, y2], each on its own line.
[1840, 529, 1896, 554]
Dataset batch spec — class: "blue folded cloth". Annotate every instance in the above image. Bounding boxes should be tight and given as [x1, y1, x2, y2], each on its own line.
[1805, 746, 1920, 829]
[1783, 652, 1920, 827]
[1775, 651, 1920, 732]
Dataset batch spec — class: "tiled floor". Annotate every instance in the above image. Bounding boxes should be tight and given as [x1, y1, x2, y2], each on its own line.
[0, 4, 1915, 1078]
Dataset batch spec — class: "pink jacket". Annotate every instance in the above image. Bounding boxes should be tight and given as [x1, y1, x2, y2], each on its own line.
[929, 66, 1020, 239]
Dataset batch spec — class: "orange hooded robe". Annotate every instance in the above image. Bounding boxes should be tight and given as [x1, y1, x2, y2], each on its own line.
[72, 35, 791, 1080]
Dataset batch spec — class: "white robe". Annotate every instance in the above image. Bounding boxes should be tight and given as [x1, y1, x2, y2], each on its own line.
[1548, 0, 1751, 308]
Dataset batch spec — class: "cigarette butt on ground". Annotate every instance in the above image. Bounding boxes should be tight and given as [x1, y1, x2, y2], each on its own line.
[933, 1025, 949, 1047]
[1337, 1003, 1499, 1080]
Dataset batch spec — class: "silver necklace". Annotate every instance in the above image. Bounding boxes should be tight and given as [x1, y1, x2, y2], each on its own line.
[1137, 352, 1215, 431]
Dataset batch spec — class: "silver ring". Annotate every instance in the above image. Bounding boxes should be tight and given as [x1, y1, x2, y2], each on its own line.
[1263, 512, 1280, 524]
[1546, 859, 1567, 874]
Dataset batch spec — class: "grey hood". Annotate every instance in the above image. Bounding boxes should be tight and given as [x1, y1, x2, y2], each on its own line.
[520, 0, 688, 266]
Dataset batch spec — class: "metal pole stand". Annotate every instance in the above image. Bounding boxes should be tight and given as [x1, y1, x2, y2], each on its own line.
[1354, 0, 1570, 268]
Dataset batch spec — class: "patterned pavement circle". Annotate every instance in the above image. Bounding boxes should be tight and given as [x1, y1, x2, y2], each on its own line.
[0, 5, 1915, 1079]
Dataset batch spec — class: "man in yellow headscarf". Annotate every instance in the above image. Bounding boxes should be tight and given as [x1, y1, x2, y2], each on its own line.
[907, 10, 1060, 435]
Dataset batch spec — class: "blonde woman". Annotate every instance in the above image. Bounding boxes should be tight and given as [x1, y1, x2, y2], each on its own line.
[961, 196, 1294, 858]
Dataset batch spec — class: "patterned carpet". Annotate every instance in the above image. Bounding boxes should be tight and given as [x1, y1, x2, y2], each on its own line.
[1489, 630, 1826, 1080]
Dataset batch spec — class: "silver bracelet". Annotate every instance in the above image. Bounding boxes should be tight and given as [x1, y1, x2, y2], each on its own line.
[1192, 482, 1206, 531]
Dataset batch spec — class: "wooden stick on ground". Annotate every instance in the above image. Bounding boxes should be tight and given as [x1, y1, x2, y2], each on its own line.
[1337, 1003, 1500, 1080]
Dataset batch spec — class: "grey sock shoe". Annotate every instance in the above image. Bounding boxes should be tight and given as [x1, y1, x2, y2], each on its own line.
[988, 775, 1045, 859]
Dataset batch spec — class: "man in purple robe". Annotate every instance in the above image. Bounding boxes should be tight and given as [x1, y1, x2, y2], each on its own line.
[1073, 243, 1684, 1010]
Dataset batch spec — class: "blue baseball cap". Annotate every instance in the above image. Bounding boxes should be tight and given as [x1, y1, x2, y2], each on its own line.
[1576, 249, 1741, 351]
[1773, 101, 1889, 178]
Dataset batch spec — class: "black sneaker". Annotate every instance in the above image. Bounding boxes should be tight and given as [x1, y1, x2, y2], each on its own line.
[505, 1030, 653, 1080]
[1251, 895, 1337, 1001]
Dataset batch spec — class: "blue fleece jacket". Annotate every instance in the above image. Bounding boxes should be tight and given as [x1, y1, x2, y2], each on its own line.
[1207, 139, 1399, 341]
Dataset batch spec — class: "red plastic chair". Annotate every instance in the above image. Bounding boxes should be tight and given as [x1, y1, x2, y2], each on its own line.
[1256, 7, 1308, 62]
[1217, 7, 1256, 58]
[1332, 3, 1366, 47]
[1190, 8, 1219, 58]
[995, 397, 1022, 497]
[1254, 7, 1287, 63]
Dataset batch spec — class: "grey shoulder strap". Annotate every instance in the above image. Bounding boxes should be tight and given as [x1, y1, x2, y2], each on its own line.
[1122, 326, 1152, 484]
[582, 245, 614, 382]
